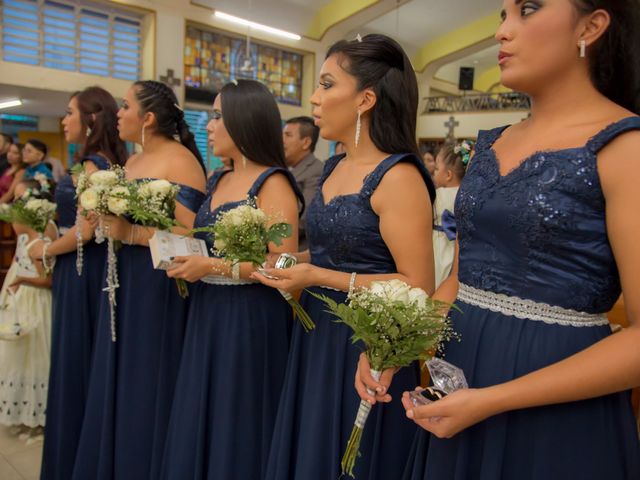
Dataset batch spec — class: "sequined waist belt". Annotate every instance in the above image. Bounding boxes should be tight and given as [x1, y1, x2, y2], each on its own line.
[200, 275, 258, 286]
[457, 283, 609, 328]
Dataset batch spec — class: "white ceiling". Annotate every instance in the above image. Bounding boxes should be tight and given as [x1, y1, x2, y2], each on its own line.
[351, 0, 498, 58]
[0, 85, 73, 118]
[435, 44, 500, 85]
[201, 0, 498, 57]
[196, 0, 334, 36]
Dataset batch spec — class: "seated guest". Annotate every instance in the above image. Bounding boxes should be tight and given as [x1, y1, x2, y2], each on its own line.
[0, 142, 26, 203]
[283, 116, 323, 249]
[421, 148, 435, 176]
[0, 134, 12, 176]
[22, 140, 53, 180]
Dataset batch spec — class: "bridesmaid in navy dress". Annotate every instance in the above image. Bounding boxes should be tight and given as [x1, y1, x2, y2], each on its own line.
[253, 34, 436, 480]
[401, 1, 640, 479]
[160, 79, 303, 480]
[34, 86, 128, 480]
[72, 81, 206, 480]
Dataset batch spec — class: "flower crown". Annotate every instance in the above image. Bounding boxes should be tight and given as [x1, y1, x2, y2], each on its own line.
[453, 140, 475, 167]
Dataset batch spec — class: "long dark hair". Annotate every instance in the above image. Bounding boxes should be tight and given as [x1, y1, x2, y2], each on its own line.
[219, 79, 286, 169]
[133, 80, 206, 172]
[72, 86, 128, 166]
[572, 1, 640, 114]
[326, 34, 420, 157]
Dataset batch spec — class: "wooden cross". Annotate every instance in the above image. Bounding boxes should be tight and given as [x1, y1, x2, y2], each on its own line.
[159, 69, 181, 87]
[444, 116, 459, 141]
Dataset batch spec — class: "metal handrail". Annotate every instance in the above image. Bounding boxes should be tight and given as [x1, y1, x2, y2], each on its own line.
[422, 92, 531, 114]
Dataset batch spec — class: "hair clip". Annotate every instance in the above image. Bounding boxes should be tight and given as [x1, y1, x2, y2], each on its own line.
[355, 34, 363, 43]
[174, 103, 183, 112]
[231, 79, 238, 86]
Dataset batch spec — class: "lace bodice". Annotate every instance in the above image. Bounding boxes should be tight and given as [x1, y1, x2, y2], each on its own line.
[456, 116, 640, 313]
[306, 153, 435, 274]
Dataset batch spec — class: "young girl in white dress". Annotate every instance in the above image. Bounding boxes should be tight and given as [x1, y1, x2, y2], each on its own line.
[431, 141, 472, 288]
[0, 180, 55, 443]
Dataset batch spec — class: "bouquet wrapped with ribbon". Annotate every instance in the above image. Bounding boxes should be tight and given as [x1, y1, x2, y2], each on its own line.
[75, 166, 131, 341]
[193, 199, 315, 331]
[126, 178, 187, 297]
[311, 279, 455, 478]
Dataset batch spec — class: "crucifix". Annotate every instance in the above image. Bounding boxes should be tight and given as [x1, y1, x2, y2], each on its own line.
[159, 69, 181, 88]
[444, 116, 459, 142]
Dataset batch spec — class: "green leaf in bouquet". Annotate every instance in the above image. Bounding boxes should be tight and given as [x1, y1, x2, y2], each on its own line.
[70, 162, 85, 177]
[266, 222, 292, 246]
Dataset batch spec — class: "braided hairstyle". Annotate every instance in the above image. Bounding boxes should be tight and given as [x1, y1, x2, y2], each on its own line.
[133, 80, 206, 173]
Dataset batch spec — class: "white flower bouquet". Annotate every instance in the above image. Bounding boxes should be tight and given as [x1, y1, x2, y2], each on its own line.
[126, 179, 188, 297]
[127, 179, 182, 231]
[311, 279, 455, 478]
[193, 200, 315, 331]
[0, 196, 57, 234]
[75, 165, 132, 341]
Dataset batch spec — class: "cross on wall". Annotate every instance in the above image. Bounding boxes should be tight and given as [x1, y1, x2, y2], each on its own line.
[159, 69, 181, 87]
[444, 116, 459, 141]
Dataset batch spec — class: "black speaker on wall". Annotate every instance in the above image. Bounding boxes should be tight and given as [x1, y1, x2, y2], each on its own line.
[458, 67, 475, 91]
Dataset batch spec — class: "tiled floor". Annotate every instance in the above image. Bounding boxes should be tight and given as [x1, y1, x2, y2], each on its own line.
[0, 426, 42, 480]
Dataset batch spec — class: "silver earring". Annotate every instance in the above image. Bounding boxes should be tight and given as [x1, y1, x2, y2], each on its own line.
[141, 126, 145, 149]
[579, 40, 586, 58]
[86, 127, 92, 138]
[355, 110, 362, 149]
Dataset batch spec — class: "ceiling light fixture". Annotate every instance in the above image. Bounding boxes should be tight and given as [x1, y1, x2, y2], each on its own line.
[0, 99, 22, 110]
[214, 11, 301, 41]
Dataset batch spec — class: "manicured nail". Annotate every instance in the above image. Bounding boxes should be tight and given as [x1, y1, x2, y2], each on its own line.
[406, 409, 414, 419]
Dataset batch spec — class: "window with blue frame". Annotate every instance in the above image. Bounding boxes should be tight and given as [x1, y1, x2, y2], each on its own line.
[1, 0, 143, 81]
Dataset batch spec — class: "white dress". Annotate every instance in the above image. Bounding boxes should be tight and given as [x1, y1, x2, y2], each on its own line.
[0, 233, 52, 427]
[432, 187, 459, 289]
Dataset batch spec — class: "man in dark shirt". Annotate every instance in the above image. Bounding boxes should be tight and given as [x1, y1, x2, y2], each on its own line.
[283, 116, 323, 250]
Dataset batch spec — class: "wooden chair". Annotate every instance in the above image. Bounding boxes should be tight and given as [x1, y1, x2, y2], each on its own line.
[0, 221, 15, 285]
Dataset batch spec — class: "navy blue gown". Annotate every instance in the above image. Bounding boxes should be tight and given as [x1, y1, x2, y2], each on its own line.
[71, 181, 205, 480]
[159, 167, 304, 480]
[404, 117, 640, 480]
[265, 154, 436, 480]
[41, 154, 110, 480]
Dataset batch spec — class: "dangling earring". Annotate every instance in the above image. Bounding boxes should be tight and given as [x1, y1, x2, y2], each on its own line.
[355, 110, 362, 149]
[86, 127, 92, 138]
[242, 155, 247, 168]
[141, 126, 146, 149]
[579, 40, 586, 58]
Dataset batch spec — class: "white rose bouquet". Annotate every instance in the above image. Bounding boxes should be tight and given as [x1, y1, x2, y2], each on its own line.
[311, 279, 455, 478]
[0, 196, 57, 234]
[75, 165, 132, 341]
[127, 179, 182, 231]
[76, 167, 130, 217]
[192, 200, 315, 331]
[126, 179, 188, 297]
